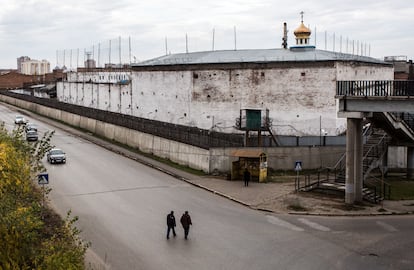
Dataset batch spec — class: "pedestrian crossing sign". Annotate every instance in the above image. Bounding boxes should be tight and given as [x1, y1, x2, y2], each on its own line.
[294, 161, 302, 172]
[38, 173, 49, 185]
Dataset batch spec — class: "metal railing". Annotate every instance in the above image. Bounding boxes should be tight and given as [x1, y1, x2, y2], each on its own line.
[294, 170, 333, 192]
[364, 177, 392, 203]
[362, 132, 389, 177]
[391, 112, 414, 131]
[328, 123, 374, 181]
[337, 80, 414, 97]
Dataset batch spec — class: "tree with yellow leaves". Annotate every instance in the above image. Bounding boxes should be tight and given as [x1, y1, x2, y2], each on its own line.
[0, 122, 88, 269]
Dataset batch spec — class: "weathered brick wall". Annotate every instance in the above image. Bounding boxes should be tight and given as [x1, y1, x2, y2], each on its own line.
[0, 70, 65, 90]
[0, 72, 39, 89]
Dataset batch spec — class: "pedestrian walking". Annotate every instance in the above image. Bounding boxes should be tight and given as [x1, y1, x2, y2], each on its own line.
[243, 167, 250, 187]
[180, 211, 192, 239]
[166, 211, 176, 239]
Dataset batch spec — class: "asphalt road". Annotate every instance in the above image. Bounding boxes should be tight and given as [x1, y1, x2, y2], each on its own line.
[1, 103, 413, 270]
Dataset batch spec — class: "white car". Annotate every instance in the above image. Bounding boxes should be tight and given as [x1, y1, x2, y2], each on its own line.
[14, 115, 27, 125]
[47, 148, 66, 164]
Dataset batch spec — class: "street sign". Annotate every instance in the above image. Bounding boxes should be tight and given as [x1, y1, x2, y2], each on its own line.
[294, 161, 302, 172]
[38, 173, 49, 185]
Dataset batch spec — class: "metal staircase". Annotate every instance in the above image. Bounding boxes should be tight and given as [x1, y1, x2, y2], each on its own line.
[332, 80, 414, 203]
[360, 127, 390, 203]
[305, 125, 390, 203]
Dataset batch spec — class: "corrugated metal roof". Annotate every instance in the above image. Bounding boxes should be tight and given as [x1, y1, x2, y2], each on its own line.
[134, 47, 387, 67]
[231, 149, 266, 157]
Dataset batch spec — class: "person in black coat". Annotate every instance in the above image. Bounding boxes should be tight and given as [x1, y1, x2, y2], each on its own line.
[180, 211, 192, 239]
[243, 168, 251, 187]
[166, 211, 176, 239]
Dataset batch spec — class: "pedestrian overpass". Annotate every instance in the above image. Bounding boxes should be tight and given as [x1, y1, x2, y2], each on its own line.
[336, 80, 414, 204]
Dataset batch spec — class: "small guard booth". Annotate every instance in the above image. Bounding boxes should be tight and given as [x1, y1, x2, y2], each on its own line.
[231, 149, 267, 182]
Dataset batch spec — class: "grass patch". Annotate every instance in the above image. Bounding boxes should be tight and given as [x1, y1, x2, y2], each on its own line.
[268, 169, 321, 176]
[96, 133, 207, 176]
[387, 180, 414, 200]
[140, 151, 206, 176]
[267, 175, 296, 183]
[267, 169, 322, 183]
[365, 173, 414, 200]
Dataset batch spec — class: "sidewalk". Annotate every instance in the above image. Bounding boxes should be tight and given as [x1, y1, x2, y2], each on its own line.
[27, 109, 414, 217]
[185, 176, 414, 216]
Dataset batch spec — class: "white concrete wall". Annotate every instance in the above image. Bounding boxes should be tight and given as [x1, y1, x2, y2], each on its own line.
[130, 71, 192, 123]
[388, 146, 407, 169]
[0, 94, 210, 173]
[336, 62, 394, 81]
[209, 146, 345, 172]
[2, 93, 406, 173]
[57, 62, 394, 137]
[128, 67, 341, 135]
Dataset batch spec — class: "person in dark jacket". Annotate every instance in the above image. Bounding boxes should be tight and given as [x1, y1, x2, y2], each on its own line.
[243, 167, 251, 187]
[166, 211, 176, 239]
[180, 211, 192, 239]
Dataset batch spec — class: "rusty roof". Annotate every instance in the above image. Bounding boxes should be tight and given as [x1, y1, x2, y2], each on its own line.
[231, 149, 266, 157]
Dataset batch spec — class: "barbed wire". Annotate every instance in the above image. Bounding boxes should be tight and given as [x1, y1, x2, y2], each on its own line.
[54, 28, 373, 70]
[55, 37, 133, 69]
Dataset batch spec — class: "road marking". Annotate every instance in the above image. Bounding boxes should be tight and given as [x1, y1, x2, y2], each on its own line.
[266, 216, 304, 232]
[376, 221, 398, 232]
[297, 218, 331, 232]
[67, 184, 189, 196]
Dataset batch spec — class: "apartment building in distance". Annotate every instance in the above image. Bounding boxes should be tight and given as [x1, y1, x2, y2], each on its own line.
[17, 56, 50, 75]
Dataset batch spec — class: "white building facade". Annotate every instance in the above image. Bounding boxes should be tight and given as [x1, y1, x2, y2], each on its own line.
[57, 50, 393, 136]
[20, 59, 50, 75]
[56, 19, 393, 137]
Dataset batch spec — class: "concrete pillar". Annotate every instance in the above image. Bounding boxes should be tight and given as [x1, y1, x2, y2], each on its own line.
[244, 130, 249, 147]
[407, 147, 414, 180]
[258, 130, 262, 146]
[354, 118, 363, 202]
[345, 118, 356, 204]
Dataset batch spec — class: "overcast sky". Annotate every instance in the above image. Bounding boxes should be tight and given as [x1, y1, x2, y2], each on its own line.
[0, 0, 413, 69]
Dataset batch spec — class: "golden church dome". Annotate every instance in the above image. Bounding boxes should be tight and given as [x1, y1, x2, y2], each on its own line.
[294, 23, 311, 37]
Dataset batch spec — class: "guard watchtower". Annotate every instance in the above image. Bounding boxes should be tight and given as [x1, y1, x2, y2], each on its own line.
[235, 108, 277, 146]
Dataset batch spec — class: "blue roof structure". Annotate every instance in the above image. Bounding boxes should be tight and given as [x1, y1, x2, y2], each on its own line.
[134, 47, 387, 66]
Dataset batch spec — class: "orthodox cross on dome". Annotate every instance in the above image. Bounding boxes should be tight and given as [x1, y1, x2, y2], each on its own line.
[293, 11, 311, 46]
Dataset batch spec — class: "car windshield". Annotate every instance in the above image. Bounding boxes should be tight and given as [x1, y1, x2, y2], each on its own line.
[50, 149, 64, 155]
